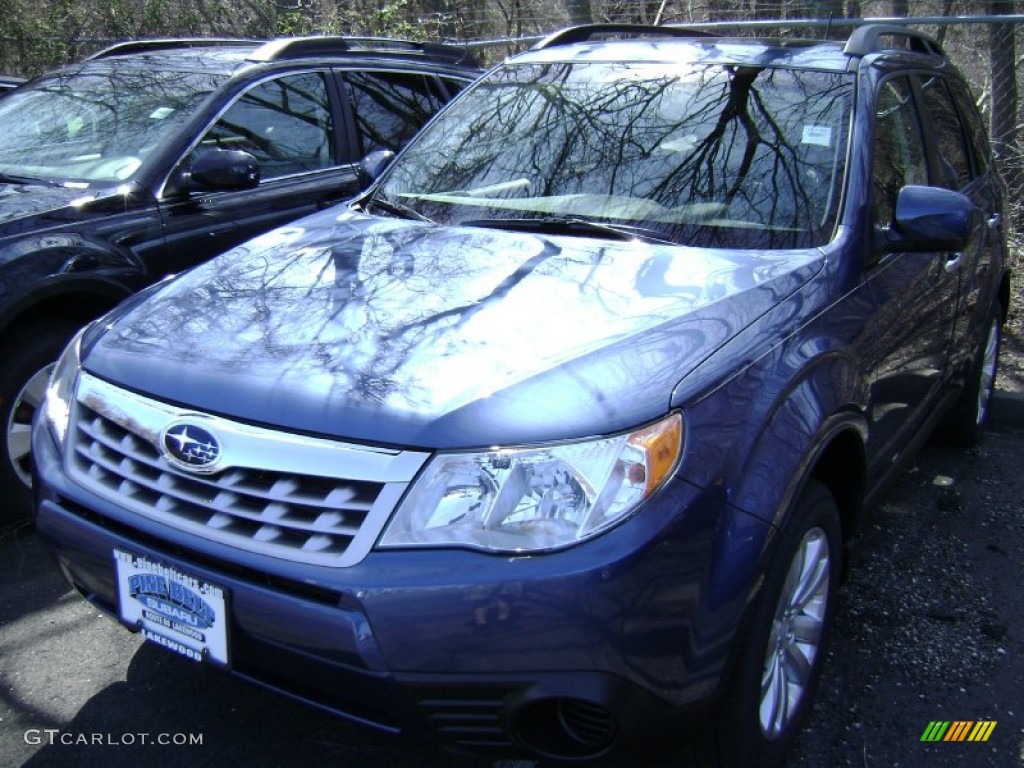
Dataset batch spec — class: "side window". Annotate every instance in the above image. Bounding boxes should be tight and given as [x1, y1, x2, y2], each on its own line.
[200, 72, 335, 179]
[344, 72, 443, 155]
[920, 76, 972, 188]
[946, 76, 990, 176]
[871, 77, 927, 230]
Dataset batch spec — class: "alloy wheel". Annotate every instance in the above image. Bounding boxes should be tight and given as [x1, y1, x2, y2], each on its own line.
[5, 363, 54, 487]
[759, 526, 831, 739]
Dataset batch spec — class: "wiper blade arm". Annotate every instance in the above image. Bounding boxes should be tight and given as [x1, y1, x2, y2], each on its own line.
[364, 195, 433, 223]
[460, 216, 674, 245]
[0, 172, 53, 186]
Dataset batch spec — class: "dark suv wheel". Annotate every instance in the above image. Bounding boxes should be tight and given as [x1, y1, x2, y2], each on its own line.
[0, 321, 78, 524]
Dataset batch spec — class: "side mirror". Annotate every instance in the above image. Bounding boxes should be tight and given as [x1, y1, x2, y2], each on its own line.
[887, 185, 972, 252]
[357, 149, 395, 187]
[187, 149, 260, 192]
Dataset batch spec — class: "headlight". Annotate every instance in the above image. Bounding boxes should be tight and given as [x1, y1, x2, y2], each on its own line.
[380, 413, 683, 553]
[44, 327, 86, 447]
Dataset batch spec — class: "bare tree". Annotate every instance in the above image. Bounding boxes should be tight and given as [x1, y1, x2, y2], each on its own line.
[565, 0, 593, 24]
[988, 0, 1020, 192]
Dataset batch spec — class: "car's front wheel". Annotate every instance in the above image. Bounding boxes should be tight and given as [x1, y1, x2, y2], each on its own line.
[698, 480, 841, 767]
[1, 321, 79, 527]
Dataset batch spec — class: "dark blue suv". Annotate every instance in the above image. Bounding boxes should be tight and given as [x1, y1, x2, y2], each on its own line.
[32, 23, 1010, 766]
[0, 36, 478, 525]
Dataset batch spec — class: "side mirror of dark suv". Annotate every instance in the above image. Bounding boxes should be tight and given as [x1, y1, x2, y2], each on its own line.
[188, 149, 261, 192]
[357, 149, 395, 187]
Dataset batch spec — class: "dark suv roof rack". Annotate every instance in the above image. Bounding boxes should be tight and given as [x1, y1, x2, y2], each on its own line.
[86, 36, 476, 67]
[531, 23, 713, 50]
[87, 38, 260, 60]
[844, 24, 944, 56]
[247, 36, 476, 65]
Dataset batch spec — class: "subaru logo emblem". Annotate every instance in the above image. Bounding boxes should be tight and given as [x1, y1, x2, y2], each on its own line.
[162, 422, 221, 472]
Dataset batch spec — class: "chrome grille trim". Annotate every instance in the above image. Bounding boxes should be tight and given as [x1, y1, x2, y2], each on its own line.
[67, 373, 430, 567]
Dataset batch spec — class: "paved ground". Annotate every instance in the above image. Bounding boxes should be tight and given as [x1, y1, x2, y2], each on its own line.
[2, 419, 1022, 767]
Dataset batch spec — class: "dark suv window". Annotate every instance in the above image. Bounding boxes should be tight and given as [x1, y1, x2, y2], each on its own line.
[0, 70, 222, 183]
[344, 71, 445, 154]
[920, 76, 972, 188]
[871, 77, 927, 228]
[201, 72, 335, 178]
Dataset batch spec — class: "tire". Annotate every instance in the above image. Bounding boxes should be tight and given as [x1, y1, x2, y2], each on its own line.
[941, 303, 1002, 448]
[0, 321, 80, 526]
[698, 480, 842, 767]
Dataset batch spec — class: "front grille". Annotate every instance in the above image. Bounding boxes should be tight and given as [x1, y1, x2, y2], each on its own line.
[67, 373, 429, 567]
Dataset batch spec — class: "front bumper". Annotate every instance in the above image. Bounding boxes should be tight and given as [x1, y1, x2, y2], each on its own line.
[32, 421, 771, 760]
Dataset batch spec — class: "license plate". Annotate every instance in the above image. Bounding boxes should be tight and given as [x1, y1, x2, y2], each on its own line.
[114, 550, 229, 667]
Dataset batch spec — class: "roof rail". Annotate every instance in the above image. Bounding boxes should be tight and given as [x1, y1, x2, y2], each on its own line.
[87, 38, 260, 60]
[844, 24, 944, 56]
[247, 36, 477, 66]
[531, 23, 714, 50]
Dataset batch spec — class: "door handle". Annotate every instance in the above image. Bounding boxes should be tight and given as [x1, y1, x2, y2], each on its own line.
[944, 252, 963, 273]
[987, 212, 1002, 229]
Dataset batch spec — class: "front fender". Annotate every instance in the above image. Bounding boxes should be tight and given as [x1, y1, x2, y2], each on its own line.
[0, 240, 143, 332]
[728, 347, 869, 528]
[682, 337, 868, 518]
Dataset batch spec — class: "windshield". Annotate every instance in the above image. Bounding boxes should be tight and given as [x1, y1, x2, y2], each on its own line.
[380, 61, 851, 249]
[0, 67, 223, 185]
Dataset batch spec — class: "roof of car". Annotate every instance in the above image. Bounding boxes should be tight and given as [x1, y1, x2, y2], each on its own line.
[516, 37, 852, 72]
[80, 36, 480, 75]
[0, 75, 24, 93]
[512, 22, 947, 74]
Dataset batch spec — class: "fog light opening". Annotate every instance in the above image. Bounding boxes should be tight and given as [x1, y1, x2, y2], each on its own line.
[513, 697, 617, 759]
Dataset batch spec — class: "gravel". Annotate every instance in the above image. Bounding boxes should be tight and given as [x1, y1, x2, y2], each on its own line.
[790, 427, 1024, 767]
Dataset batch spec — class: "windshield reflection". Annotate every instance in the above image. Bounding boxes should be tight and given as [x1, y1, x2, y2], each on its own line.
[382, 61, 851, 249]
[0, 66, 222, 185]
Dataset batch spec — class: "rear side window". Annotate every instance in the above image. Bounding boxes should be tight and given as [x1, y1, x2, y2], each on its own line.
[202, 72, 336, 179]
[871, 77, 927, 228]
[344, 72, 444, 155]
[946, 76, 990, 176]
[920, 76, 972, 188]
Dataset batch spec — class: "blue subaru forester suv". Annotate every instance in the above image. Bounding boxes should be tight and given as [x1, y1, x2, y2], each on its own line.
[33, 23, 1010, 766]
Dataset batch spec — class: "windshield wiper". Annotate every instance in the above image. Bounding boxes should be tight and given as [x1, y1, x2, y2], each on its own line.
[459, 216, 676, 245]
[362, 195, 433, 223]
[0, 172, 54, 186]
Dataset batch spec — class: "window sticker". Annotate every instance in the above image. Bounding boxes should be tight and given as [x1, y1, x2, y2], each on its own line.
[801, 125, 832, 147]
[659, 135, 699, 153]
[149, 107, 175, 120]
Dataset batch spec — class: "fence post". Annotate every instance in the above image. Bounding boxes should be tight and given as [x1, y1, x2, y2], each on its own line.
[988, 0, 1021, 197]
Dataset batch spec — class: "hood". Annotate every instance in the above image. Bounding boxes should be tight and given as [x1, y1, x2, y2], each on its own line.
[84, 210, 823, 448]
[0, 182, 102, 227]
